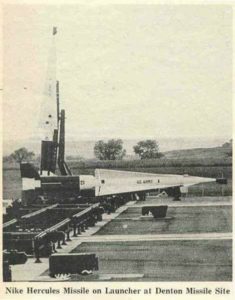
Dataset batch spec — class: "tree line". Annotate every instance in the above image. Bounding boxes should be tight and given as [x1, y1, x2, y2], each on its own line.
[4, 139, 163, 164]
[4, 139, 233, 165]
[94, 139, 163, 160]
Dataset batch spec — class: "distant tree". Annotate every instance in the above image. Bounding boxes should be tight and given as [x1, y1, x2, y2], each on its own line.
[94, 139, 126, 160]
[222, 139, 232, 148]
[222, 139, 232, 157]
[133, 139, 163, 159]
[10, 147, 35, 164]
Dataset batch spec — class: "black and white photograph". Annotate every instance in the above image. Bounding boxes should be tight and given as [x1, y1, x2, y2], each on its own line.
[1, 0, 233, 292]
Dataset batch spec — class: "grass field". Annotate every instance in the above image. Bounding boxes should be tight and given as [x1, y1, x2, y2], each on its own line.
[97, 205, 232, 235]
[69, 196, 232, 281]
[71, 239, 232, 281]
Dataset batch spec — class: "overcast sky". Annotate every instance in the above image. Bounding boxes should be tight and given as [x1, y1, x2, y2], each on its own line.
[3, 4, 232, 145]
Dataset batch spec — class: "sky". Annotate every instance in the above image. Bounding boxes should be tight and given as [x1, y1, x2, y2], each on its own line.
[2, 4, 232, 152]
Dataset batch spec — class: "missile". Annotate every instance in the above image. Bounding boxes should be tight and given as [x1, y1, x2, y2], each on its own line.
[20, 163, 223, 205]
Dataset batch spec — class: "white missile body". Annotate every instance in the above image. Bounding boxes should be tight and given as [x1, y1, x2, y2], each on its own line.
[78, 169, 216, 197]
